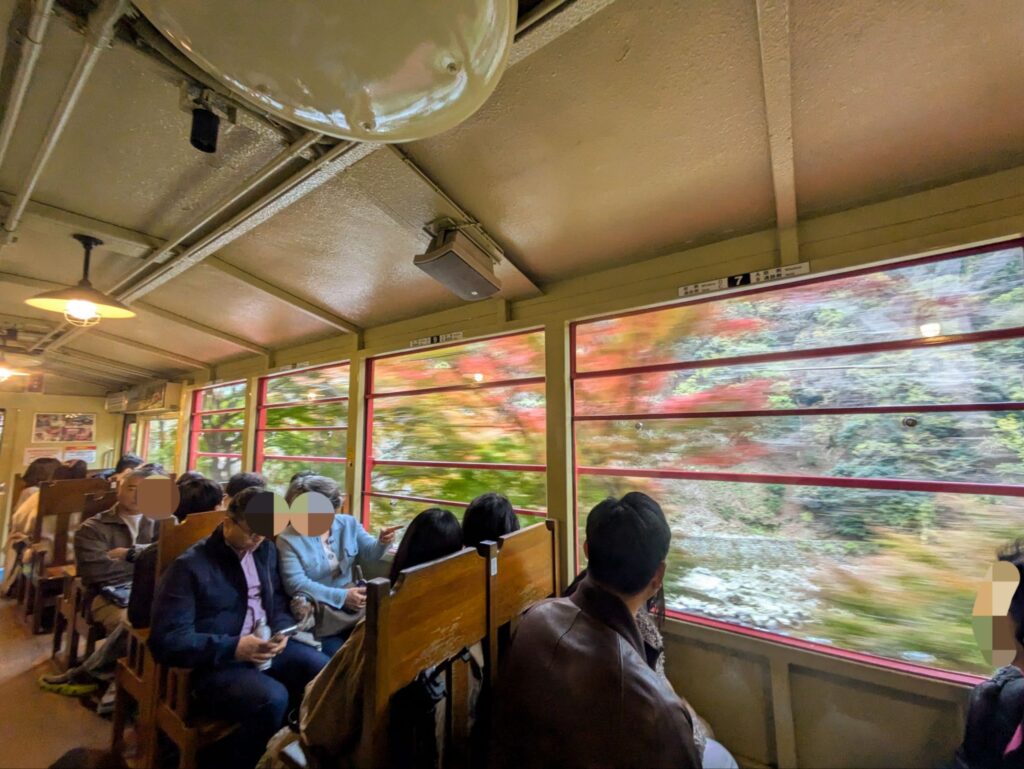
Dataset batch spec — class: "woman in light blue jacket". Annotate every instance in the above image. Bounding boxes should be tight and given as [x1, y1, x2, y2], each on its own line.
[276, 474, 399, 655]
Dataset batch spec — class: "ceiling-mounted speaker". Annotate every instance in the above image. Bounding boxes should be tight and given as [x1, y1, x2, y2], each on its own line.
[414, 229, 501, 301]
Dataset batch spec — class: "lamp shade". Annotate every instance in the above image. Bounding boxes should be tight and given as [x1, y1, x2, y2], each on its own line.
[25, 281, 136, 319]
[132, 0, 516, 142]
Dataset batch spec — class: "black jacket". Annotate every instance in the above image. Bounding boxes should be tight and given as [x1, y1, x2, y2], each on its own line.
[148, 524, 293, 669]
[956, 665, 1024, 769]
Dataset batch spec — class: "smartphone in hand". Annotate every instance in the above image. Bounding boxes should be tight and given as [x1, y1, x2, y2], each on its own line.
[270, 624, 300, 644]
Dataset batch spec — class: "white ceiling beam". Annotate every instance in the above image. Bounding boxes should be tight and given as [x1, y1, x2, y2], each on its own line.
[510, 0, 620, 66]
[39, 356, 129, 383]
[118, 140, 378, 301]
[90, 330, 210, 372]
[0, 311, 207, 371]
[0, 192, 162, 259]
[205, 256, 360, 334]
[755, 0, 800, 265]
[37, 364, 120, 389]
[130, 301, 271, 356]
[0, 270, 270, 355]
[47, 348, 160, 379]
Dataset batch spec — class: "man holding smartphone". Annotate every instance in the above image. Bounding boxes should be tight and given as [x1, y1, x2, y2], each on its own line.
[150, 487, 329, 769]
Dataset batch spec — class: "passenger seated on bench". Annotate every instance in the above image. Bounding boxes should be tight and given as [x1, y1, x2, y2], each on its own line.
[95, 453, 143, 483]
[40, 470, 193, 703]
[223, 471, 266, 507]
[955, 540, 1024, 769]
[1, 456, 61, 596]
[127, 475, 224, 629]
[282, 508, 463, 769]
[149, 486, 329, 769]
[461, 492, 520, 548]
[493, 492, 701, 769]
[74, 465, 160, 636]
[276, 475, 399, 656]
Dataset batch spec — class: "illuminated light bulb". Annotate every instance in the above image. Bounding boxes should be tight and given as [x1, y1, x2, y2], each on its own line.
[919, 322, 942, 338]
[66, 299, 99, 321]
[472, 373, 484, 383]
[0, 367, 11, 382]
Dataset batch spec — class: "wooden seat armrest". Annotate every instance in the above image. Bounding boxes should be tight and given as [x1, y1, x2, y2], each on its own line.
[160, 666, 195, 721]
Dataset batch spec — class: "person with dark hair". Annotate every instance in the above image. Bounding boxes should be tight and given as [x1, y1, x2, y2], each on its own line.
[149, 486, 329, 769]
[176, 470, 206, 485]
[224, 471, 267, 505]
[96, 453, 143, 482]
[277, 475, 399, 655]
[2, 456, 61, 595]
[955, 541, 1024, 769]
[264, 508, 464, 768]
[127, 476, 224, 629]
[462, 492, 520, 548]
[493, 492, 700, 769]
[289, 469, 317, 485]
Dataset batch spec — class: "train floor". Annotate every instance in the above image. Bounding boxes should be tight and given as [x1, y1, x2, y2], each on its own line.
[0, 599, 113, 769]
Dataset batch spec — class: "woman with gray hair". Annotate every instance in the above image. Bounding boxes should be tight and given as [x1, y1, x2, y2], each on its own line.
[275, 474, 400, 655]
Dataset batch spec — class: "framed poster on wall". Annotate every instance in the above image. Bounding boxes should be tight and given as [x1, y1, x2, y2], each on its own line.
[32, 412, 97, 443]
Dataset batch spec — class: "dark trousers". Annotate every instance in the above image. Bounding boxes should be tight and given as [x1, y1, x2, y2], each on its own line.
[193, 641, 328, 769]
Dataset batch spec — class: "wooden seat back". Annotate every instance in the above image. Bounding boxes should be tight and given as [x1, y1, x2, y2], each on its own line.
[34, 479, 113, 568]
[156, 510, 223, 578]
[362, 547, 488, 768]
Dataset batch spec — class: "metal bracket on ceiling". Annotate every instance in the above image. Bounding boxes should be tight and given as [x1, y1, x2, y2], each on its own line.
[179, 82, 237, 126]
[423, 217, 504, 267]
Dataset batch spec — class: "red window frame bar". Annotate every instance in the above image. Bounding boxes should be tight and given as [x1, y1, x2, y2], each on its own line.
[362, 330, 547, 527]
[254, 361, 350, 476]
[188, 381, 246, 472]
[571, 237, 1024, 684]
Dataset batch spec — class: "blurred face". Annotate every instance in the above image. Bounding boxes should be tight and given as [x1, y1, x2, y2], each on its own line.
[223, 515, 265, 552]
[973, 561, 1022, 667]
[119, 473, 179, 519]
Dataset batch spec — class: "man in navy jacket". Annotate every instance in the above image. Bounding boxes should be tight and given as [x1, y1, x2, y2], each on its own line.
[150, 486, 328, 769]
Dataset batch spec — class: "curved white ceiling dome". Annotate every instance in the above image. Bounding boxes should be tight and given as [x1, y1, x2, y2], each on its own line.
[133, 0, 517, 142]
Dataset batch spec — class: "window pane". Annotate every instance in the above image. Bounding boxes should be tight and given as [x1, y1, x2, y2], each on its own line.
[372, 332, 545, 393]
[196, 382, 247, 412]
[577, 474, 1022, 675]
[576, 411, 1024, 484]
[196, 431, 242, 455]
[576, 246, 1024, 372]
[264, 363, 349, 404]
[198, 412, 245, 430]
[193, 455, 241, 485]
[261, 459, 346, 497]
[367, 496, 544, 546]
[144, 418, 178, 470]
[372, 384, 546, 464]
[369, 465, 546, 519]
[264, 402, 347, 428]
[261, 428, 346, 458]
[574, 338, 1024, 415]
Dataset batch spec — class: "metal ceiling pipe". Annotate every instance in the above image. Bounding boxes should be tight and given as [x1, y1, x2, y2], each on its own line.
[3, 0, 129, 237]
[31, 130, 321, 352]
[0, 0, 56, 171]
[116, 139, 376, 302]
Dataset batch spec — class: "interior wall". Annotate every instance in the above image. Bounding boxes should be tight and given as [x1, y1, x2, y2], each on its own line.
[662, 619, 970, 769]
[0, 392, 122, 540]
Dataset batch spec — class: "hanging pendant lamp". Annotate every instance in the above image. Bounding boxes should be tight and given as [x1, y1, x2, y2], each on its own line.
[25, 234, 136, 327]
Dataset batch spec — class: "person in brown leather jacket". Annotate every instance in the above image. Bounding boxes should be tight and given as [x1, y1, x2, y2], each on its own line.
[492, 492, 701, 769]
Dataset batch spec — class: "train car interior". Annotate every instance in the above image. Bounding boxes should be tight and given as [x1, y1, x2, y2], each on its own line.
[0, 0, 1022, 767]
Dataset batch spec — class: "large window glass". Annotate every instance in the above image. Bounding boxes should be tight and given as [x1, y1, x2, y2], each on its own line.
[256, 363, 349, 495]
[365, 332, 547, 531]
[188, 381, 246, 484]
[573, 241, 1024, 676]
[142, 417, 178, 472]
